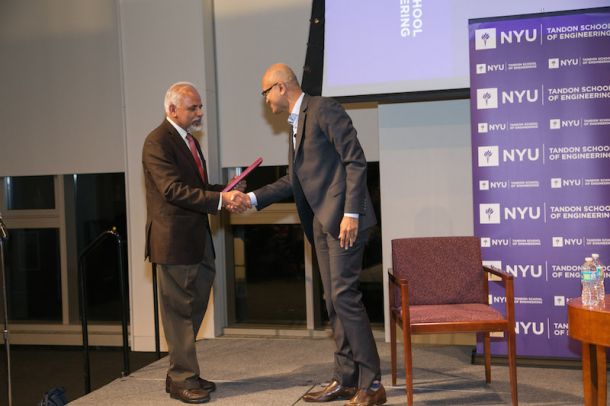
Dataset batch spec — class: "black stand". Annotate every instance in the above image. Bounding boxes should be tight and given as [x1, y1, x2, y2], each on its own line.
[0, 213, 12, 406]
[78, 228, 131, 394]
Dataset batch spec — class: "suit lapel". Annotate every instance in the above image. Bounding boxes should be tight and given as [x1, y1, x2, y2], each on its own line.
[294, 94, 308, 159]
[164, 120, 205, 184]
[288, 126, 295, 163]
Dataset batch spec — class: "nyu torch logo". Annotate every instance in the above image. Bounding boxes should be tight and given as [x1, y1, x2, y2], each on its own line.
[476, 88, 498, 109]
[478, 146, 499, 167]
[475, 28, 496, 50]
[479, 203, 501, 224]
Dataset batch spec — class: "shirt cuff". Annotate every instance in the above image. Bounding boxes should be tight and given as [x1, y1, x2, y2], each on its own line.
[247, 192, 258, 207]
[344, 212, 359, 219]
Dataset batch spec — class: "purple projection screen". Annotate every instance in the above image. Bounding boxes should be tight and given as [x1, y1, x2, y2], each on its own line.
[469, 8, 610, 358]
[323, 0, 609, 97]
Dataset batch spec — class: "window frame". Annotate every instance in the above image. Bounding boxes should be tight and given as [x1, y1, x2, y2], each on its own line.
[0, 175, 69, 324]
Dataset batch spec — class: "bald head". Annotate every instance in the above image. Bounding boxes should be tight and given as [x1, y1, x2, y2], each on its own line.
[261, 63, 303, 114]
[263, 63, 299, 88]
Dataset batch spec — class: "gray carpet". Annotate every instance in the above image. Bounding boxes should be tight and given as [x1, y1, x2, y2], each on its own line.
[67, 337, 591, 405]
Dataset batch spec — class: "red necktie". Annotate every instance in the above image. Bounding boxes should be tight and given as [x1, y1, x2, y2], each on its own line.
[186, 133, 206, 182]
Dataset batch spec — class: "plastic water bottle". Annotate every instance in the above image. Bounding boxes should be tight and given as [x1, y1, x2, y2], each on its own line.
[592, 253, 605, 304]
[581, 257, 598, 307]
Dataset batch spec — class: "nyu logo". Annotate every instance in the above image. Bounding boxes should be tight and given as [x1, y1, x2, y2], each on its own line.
[554, 296, 566, 306]
[479, 204, 501, 224]
[502, 89, 539, 104]
[549, 118, 581, 129]
[488, 294, 507, 304]
[548, 58, 579, 69]
[477, 88, 498, 109]
[505, 264, 543, 278]
[478, 146, 540, 166]
[475, 28, 496, 50]
[476, 63, 505, 74]
[503, 148, 540, 162]
[478, 122, 506, 133]
[505, 206, 541, 221]
[552, 237, 583, 247]
[478, 146, 499, 167]
[500, 29, 538, 45]
[515, 321, 545, 336]
[479, 180, 508, 190]
[551, 178, 581, 188]
[477, 88, 539, 109]
[475, 27, 537, 51]
[479, 204, 542, 224]
[481, 238, 509, 247]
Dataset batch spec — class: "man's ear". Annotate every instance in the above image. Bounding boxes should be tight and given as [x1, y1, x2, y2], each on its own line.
[168, 104, 177, 117]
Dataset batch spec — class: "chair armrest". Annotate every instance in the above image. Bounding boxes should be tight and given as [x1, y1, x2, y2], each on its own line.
[483, 265, 513, 281]
[482, 266, 516, 325]
[387, 270, 410, 322]
[388, 270, 408, 288]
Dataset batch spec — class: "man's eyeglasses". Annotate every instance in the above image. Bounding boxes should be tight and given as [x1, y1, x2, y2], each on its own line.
[261, 82, 280, 97]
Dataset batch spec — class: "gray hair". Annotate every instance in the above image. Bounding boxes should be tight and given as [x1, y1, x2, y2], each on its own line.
[164, 81, 197, 114]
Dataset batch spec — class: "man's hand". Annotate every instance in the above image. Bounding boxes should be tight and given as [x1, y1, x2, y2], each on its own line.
[339, 216, 359, 249]
[222, 190, 251, 213]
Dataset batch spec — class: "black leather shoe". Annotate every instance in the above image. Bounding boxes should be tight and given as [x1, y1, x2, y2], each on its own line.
[303, 380, 358, 402]
[345, 384, 387, 406]
[169, 385, 210, 404]
[166, 375, 217, 393]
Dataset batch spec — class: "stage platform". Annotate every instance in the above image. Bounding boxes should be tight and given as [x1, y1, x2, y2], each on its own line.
[69, 336, 588, 405]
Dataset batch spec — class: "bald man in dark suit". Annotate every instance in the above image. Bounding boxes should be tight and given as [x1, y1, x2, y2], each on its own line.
[249, 65, 385, 406]
[143, 82, 249, 404]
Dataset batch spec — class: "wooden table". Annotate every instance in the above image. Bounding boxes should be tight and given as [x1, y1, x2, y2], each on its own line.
[568, 296, 610, 406]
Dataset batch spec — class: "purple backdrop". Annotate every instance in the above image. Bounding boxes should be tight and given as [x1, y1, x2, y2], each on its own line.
[469, 8, 610, 358]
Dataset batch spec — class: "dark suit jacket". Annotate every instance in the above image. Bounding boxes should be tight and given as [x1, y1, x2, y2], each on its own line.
[142, 119, 224, 265]
[253, 95, 377, 243]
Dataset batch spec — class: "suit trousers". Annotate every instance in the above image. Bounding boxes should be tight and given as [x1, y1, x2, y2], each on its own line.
[157, 231, 216, 389]
[313, 218, 381, 389]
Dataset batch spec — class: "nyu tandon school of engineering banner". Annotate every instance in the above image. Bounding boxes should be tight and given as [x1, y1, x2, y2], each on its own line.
[469, 8, 610, 358]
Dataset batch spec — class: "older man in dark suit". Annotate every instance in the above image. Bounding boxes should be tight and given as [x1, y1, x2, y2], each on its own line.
[142, 82, 249, 404]
[249, 64, 385, 406]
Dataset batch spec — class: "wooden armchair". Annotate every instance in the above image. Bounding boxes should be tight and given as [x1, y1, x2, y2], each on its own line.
[389, 236, 517, 405]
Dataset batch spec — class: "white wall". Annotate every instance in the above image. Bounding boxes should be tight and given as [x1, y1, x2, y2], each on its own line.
[0, 0, 125, 175]
[379, 100, 474, 339]
[214, 0, 310, 168]
[119, 0, 218, 350]
[214, 0, 379, 167]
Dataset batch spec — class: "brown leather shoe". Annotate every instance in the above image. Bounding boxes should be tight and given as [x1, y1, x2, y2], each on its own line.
[166, 375, 217, 393]
[169, 384, 210, 404]
[345, 384, 387, 406]
[303, 380, 358, 402]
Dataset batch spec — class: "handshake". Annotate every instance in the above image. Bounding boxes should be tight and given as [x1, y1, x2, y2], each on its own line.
[222, 190, 251, 213]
